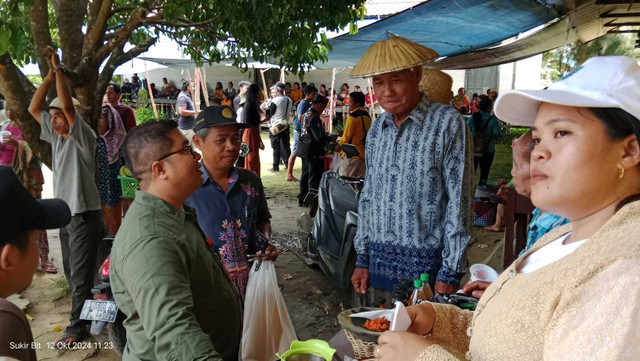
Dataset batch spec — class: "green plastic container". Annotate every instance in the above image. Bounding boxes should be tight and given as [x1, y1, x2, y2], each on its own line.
[276, 340, 336, 361]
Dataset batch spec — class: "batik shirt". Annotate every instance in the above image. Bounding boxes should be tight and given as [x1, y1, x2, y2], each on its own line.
[354, 93, 475, 290]
[185, 166, 271, 300]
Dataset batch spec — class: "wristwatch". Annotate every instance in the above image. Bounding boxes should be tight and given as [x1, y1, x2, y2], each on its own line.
[53, 65, 66, 73]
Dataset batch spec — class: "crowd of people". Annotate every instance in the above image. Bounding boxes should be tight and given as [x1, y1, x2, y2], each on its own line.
[2, 32, 640, 361]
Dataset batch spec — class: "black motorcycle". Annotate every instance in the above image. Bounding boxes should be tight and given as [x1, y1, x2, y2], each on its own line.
[80, 239, 127, 354]
[304, 170, 366, 307]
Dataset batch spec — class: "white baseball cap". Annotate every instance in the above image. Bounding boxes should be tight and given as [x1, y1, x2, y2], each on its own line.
[495, 56, 640, 126]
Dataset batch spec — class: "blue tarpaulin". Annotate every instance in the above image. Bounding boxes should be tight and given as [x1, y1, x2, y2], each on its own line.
[318, 0, 561, 69]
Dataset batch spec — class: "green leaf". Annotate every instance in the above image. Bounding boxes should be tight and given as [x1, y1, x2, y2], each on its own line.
[0, 26, 11, 54]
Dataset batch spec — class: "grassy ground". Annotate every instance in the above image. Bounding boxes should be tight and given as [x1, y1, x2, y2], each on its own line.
[484, 143, 513, 185]
[258, 130, 302, 197]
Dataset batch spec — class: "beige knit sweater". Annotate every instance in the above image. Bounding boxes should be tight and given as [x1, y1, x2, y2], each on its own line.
[416, 200, 640, 361]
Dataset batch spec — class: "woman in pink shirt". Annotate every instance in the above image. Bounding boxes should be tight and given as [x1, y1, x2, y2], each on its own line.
[0, 110, 57, 273]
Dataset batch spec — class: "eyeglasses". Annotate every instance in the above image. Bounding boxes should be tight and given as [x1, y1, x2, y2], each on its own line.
[156, 145, 196, 162]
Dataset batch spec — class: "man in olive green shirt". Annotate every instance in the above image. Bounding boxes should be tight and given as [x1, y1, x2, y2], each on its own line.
[111, 120, 243, 361]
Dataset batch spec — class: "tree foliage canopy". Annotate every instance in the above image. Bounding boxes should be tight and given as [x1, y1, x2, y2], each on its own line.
[0, 0, 365, 166]
[542, 34, 639, 84]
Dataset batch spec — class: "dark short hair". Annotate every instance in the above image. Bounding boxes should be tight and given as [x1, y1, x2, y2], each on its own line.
[350, 91, 365, 107]
[122, 120, 178, 181]
[181, 80, 190, 91]
[109, 82, 122, 94]
[2, 230, 31, 253]
[303, 85, 317, 96]
[478, 97, 493, 113]
[583, 108, 640, 212]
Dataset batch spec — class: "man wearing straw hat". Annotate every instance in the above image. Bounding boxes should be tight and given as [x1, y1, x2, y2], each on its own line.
[350, 33, 474, 299]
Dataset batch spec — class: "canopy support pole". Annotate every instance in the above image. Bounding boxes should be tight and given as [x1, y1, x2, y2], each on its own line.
[144, 57, 158, 119]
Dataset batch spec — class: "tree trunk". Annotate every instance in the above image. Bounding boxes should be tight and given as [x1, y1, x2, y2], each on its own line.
[0, 52, 52, 168]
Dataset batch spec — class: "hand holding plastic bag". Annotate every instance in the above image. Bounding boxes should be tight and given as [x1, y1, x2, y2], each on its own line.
[241, 260, 297, 361]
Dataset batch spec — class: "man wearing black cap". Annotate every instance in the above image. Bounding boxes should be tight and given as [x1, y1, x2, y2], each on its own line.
[262, 82, 293, 172]
[0, 166, 71, 360]
[298, 94, 330, 206]
[110, 119, 243, 360]
[28, 46, 107, 347]
[186, 106, 277, 300]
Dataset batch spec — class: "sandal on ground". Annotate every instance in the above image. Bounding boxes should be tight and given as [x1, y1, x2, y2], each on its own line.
[286, 177, 299, 182]
[54, 333, 86, 349]
[41, 260, 58, 273]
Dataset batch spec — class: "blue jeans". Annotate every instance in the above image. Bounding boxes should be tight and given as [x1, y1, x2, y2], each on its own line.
[291, 128, 301, 154]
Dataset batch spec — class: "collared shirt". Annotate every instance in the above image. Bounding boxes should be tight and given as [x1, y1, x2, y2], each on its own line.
[39, 111, 101, 215]
[354, 93, 474, 290]
[110, 191, 242, 361]
[301, 108, 329, 158]
[176, 91, 195, 130]
[185, 166, 271, 299]
[337, 106, 372, 160]
[522, 208, 570, 254]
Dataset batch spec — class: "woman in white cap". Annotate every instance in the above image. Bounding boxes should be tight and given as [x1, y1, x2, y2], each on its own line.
[374, 55, 640, 361]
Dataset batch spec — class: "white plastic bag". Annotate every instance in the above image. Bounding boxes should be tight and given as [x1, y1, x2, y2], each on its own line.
[330, 153, 341, 172]
[240, 260, 297, 361]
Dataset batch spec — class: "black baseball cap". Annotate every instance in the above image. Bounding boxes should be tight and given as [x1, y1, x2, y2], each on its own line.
[0, 166, 71, 240]
[194, 105, 249, 132]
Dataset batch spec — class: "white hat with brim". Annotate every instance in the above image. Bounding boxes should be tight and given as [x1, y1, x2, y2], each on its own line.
[43, 97, 81, 110]
[495, 56, 640, 127]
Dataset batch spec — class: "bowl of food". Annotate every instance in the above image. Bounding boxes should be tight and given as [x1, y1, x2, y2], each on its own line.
[337, 307, 391, 343]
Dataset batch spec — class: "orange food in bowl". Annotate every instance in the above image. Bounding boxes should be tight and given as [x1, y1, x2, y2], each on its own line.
[363, 317, 390, 332]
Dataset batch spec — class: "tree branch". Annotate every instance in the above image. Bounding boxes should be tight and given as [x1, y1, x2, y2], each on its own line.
[53, 0, 86, 69]
[0, 52, 52, 168]
[93, 7, 147, 65]
[145, 17, 217, 28]
[83, 0, 114, 58]
[29, 0, 54, 79]
[96, 37, 156, 99]
[171, 38, 214, 63]
[110, 6, 138, 16]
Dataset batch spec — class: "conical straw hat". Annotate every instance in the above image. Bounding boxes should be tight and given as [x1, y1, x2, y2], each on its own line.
[350, 32, 439, 78]
[419, 67, 453, 105]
